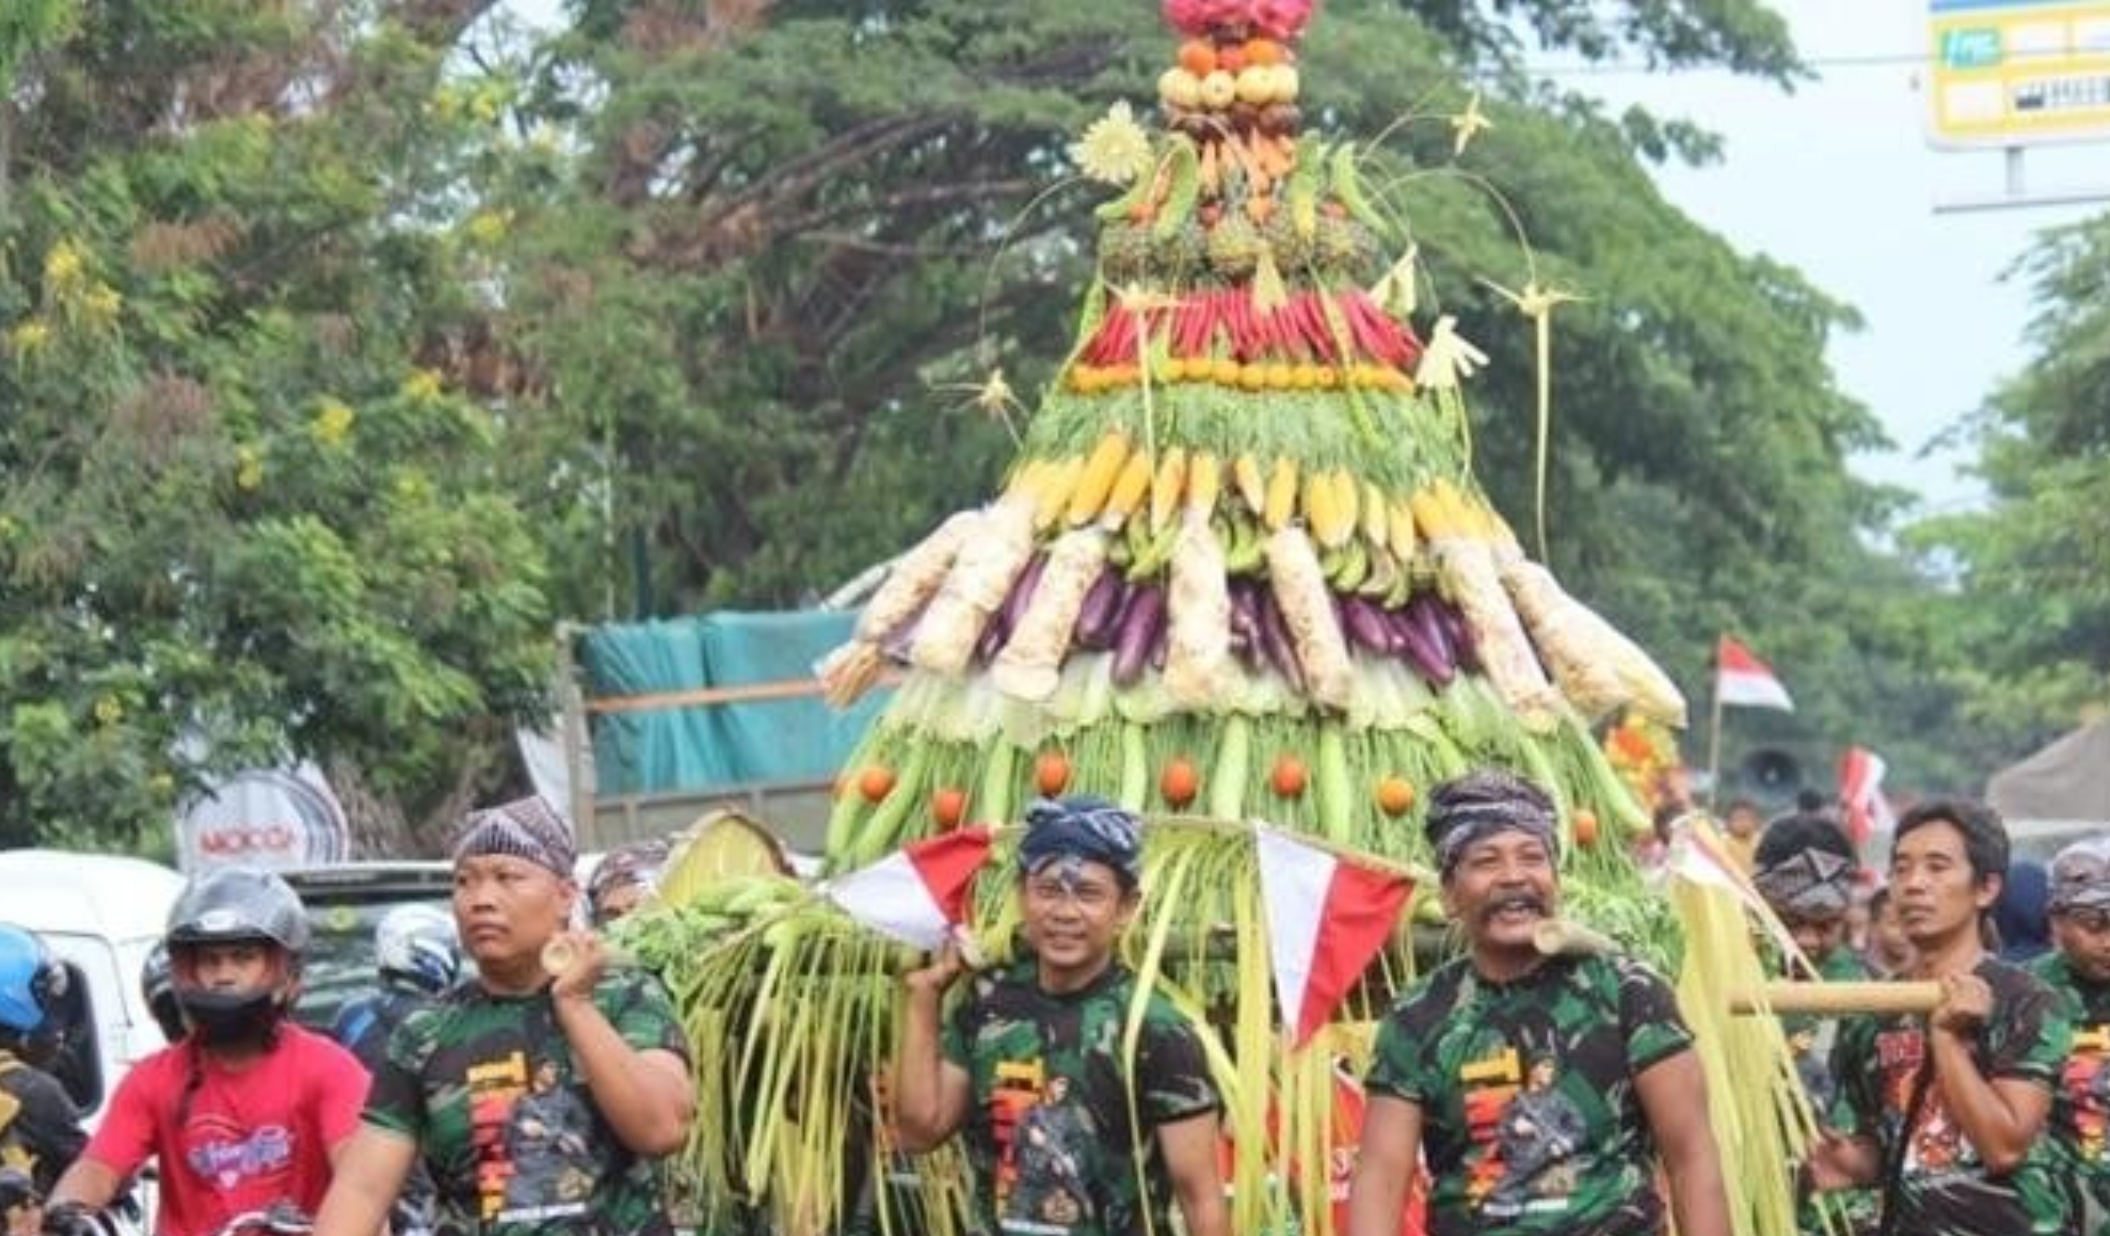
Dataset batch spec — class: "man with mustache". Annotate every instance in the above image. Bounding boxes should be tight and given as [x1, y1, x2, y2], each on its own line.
[1347, 770, 1730, 1236]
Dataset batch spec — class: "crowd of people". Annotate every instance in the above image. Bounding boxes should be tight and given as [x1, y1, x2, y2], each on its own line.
[0, 779, 2105, 1236]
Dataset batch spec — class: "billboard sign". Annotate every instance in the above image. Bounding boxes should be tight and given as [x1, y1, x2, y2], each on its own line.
[1928, 0, 2110, 147]
[176, 763, 351, 873]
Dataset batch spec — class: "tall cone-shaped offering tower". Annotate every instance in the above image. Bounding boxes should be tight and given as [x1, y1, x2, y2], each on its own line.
[629, 5, 1812, 1236]
[815, 0, 1683, 881]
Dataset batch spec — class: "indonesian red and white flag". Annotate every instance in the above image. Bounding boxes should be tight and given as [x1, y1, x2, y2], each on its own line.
[1256, 827, 1413, 1047]
[1838, 746, 1897, 848]
[825, 827, 992, 951]
[1716, 635, 1794, 711]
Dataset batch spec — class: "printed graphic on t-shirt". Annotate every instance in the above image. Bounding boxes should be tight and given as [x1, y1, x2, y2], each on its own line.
[184, 1116, 294, 1192]
[988, 1061, 1098, 1236]
[1872, 1027, 1976, 1175]
[468, 1051, 597, 1224]
[2067, 1022, 2110, 1164]
[1455, 1046, 1582, 1219]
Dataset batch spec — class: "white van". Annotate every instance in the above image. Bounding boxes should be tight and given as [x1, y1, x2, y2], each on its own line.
[0, 849, 183, 1126]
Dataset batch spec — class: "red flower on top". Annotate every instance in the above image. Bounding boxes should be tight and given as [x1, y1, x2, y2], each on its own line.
[1163, 0, 1249, 37]
[1249, 0, 1316, 40]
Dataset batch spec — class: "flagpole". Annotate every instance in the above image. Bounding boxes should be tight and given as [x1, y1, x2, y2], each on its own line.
[1706, 686, 1724, 813]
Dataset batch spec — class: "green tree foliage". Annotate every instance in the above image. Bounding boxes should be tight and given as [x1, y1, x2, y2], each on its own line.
[0, 1, 554, 847]
[1914, 214, 2110, 756]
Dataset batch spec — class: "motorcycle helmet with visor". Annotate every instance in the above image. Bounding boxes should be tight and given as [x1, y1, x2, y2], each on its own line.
[164, 867, 310, 1047]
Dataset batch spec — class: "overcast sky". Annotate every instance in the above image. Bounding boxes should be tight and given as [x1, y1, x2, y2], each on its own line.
[1579, 0, 2107, 515]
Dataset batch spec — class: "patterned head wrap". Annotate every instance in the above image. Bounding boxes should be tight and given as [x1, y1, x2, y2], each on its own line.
[1752, 849, 1857, 919]
[1018, 795, 1143, 888]
[1424, 770, 1560, 880]
[2050, 834, 2110, 914]
[589, 838, 669, 906]
[451, 796, 577, 879]
[1750, 812, 1858, 921]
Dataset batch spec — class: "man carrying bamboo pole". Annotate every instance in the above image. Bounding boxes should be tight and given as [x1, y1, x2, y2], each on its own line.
[1346, 770, 1731, 1236]
[892, 795, 1228, 1236]
[2032, 833, 2110, 1236]
[1806, 797, 2073, 1236]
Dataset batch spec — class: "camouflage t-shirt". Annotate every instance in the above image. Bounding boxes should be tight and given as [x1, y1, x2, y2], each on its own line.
[1782, 947, 1877, 1236]
[365, 971, 691, 1236]
[1365, 952, 1693, 1236]
[941, 959, 1220, 1236]
[1829, 956, 2073, 1236]
[2029, 951, 2110, 1235]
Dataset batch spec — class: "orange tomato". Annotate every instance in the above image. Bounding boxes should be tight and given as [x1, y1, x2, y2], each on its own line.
[859, 765, 898, 803]
[1177, 39, 1219, 76]
[1161, 757, 1200, 808]
[1572, 809, 1601, 847]
[1270, 755, 1308, 798]
[933, 787, 968, 830]
[1035, 751, 1072, 796]
[1244, 38, 1285, 66]
[1375, 777, 1416, 817]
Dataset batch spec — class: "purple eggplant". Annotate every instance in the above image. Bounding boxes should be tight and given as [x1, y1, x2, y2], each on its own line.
[1395, 596, 1457, 686]
[1071, 568, 1128, 651]
[1254, 587, 1307, 692]
[974, 553, 1046, 663]
[1110, 584, 1165, 686]
[1339, 594, 1398, 657]
[1432, 596, 1477, 669]
[1228, 583, 1263, 667]
[1407, 593, 1455, 666]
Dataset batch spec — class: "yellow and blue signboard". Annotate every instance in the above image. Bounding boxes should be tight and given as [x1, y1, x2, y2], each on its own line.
[1928, 0, 2110, 146]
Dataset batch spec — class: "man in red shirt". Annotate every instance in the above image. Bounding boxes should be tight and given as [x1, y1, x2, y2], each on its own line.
[47, 868, 369, 1236]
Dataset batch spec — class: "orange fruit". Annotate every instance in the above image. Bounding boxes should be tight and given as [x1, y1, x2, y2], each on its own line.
[1375, 777, 1416, 817]
[859, 766, 898, 803]
[1572, 809, 1600, 847]
[1035, 751, 1072, 796]
[1271, 755, 1308, 798]
[1161, 757, 1200, 808]
[933, 787, 968, 830]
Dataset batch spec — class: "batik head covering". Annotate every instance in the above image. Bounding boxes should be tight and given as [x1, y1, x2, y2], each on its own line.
[451, 795, 577, 878]
[1424, 770, 1559, 880]
[1018, 795, 1143, 888]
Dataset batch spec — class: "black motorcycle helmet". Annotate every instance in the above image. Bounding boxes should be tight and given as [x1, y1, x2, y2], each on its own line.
[164, 867, 309, 1048]
[138, 941, 186, 1042]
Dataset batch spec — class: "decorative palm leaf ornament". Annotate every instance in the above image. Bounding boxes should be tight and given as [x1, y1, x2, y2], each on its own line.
[622, 3, 1811, 1234]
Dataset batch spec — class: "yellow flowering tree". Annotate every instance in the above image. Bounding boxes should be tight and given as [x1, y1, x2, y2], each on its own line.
[0, 1, 554, 850]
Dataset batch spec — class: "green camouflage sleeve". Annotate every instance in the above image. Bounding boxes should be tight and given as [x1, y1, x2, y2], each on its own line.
[1615, 959, 1693, 1075]
[1364, 1009, 1428, 1104]
[362, 1009, 431, 1137]
[604, 970, 691, 1061]
[1826, 1018, 1875, 1136]
[1991, 979, 2071, 1086]
[1138, 1003, 1220, 1125]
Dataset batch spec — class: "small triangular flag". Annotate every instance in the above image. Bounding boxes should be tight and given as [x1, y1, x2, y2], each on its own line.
[1255, 827, 1413, 1047]
[824, 827, 992, 951]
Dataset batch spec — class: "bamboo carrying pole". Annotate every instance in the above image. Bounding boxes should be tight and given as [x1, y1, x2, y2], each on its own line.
[1728, 981, 1943, 1017]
